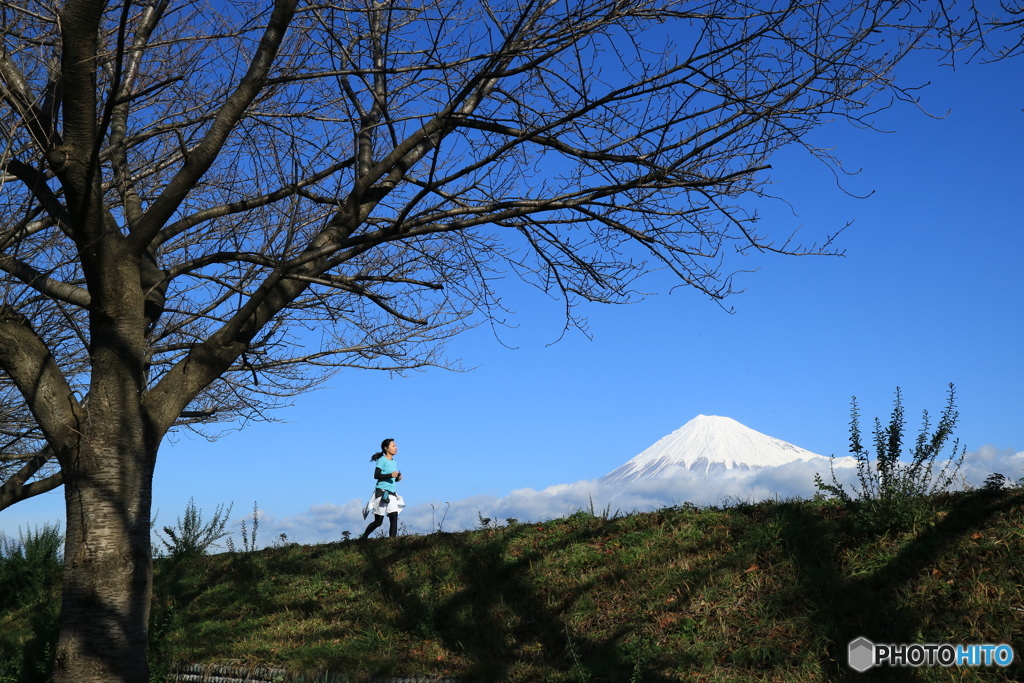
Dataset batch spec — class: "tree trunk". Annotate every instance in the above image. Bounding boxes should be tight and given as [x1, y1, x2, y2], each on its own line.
[54, 245, 157, 682]
[55, 436, 156, 683]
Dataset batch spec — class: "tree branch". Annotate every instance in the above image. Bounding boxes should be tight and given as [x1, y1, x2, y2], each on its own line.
[0, 307, 83, 458]
[129, 0, 300, 251]
[0, 446, 62, 511]
[0, 253, 91, 307]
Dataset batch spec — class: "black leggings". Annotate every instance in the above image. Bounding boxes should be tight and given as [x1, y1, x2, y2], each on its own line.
[363, 511, 399, 538]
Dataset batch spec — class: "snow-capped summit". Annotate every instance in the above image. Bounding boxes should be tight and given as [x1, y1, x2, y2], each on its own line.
[601, 414, 838, 485]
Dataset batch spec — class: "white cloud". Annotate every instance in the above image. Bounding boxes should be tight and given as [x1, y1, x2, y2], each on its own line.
[252, 446, 1024, 546]
[253, 459, 850, 543]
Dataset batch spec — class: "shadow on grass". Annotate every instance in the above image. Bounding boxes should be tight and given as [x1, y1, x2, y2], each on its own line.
[772, 489, 1024, 682]
[356, 514, 692, 682]
[147, 490, 1023, 682]
[335, 491, 1024, 681]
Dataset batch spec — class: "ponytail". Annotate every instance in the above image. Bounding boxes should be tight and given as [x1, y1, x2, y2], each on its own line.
[370, 438, 394, 461]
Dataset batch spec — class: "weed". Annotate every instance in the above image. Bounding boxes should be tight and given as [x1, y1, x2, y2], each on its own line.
[815, 384, 966, 534]
[0, 523, 63, 609]
[564, 623, 592, 683]
[155, 497, 233, 558]
[0, 523, 63, 682]
[981, 472, 1022, 492]
[225, 501, 261, 553]
[625, 636, 656, 683]
[431, 501, 451, 533]
[476, 510, 495, 530]
[584, 494, 621, 520]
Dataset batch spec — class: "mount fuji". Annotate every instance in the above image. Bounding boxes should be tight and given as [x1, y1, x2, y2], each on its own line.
[600, 415, 847, 485]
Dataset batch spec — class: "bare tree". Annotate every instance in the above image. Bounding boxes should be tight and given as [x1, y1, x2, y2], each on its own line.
[0, 0, 983, 679]
[977, 0, 1024, 55]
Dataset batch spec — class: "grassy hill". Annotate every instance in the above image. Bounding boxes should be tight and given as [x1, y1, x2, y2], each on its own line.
[4, 489, 1024, 682]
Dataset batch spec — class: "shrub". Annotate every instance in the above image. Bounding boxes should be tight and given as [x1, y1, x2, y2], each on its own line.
[155, 497, 233, 558]
[0, 523, 64, 683]
[0, 522, 63, 609]
[815, 383, 966, 533]
[981, 472, 1024, 492]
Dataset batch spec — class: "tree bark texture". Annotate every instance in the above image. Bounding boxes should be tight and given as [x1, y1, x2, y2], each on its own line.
[56, 442, 155, 683]
[54, 242, 157, 680]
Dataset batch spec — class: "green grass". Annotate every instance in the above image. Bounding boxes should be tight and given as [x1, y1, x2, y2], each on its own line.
[4, 490, 1024, 682]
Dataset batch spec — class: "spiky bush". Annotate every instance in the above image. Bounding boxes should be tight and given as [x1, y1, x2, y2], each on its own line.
[155, 497, 233, 558]
[815, 383, 966, 533]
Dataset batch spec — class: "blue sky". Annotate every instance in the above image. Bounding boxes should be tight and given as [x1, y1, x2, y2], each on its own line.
[2, 44, 1022, 546]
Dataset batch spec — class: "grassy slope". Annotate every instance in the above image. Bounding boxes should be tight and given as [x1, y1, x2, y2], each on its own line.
[145, 490, 1024, 682]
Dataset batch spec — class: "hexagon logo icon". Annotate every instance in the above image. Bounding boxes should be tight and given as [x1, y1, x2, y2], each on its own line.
[848, 637, 875, 672]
